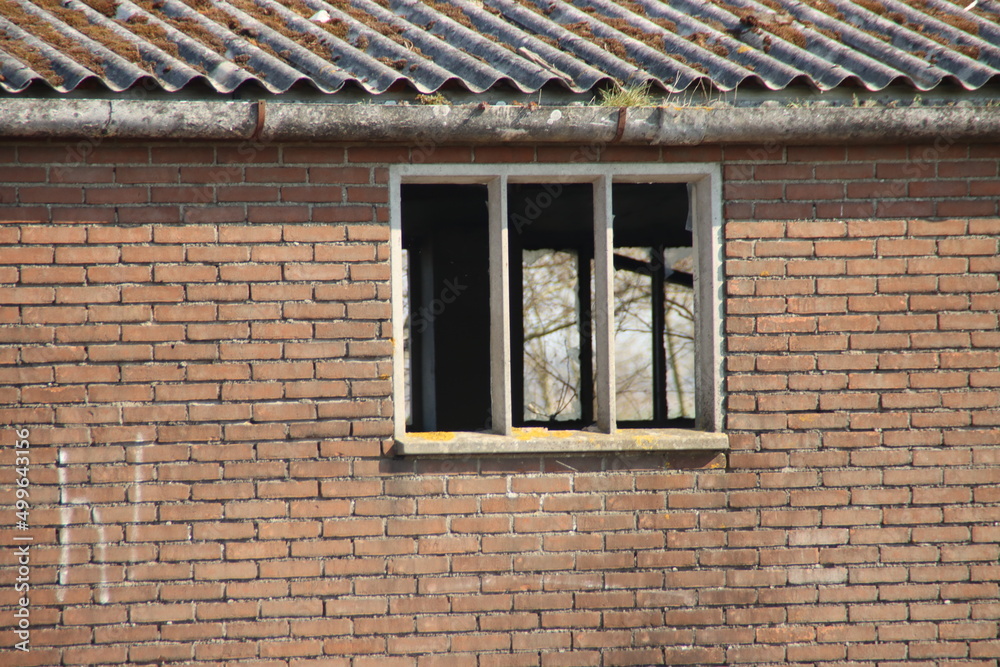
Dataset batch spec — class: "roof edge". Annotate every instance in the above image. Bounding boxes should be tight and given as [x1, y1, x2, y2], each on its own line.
[2, 99, 1000, 145]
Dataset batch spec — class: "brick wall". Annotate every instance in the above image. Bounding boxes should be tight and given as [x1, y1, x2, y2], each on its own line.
[1, 140, 999, 666]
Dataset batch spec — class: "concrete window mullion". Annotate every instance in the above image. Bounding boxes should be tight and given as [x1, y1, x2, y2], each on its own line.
[488, 176, 513, 436]
[593, 175, 616, 435]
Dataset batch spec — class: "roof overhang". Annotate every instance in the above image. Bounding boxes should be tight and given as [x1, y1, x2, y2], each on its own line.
[2, 98, 1000, 145]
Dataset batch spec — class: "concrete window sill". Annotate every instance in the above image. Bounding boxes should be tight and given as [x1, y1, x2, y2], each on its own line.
[394, 427, 729, 456]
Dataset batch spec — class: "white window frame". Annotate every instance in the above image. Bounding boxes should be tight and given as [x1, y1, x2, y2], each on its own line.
[389, 163, 726, 455]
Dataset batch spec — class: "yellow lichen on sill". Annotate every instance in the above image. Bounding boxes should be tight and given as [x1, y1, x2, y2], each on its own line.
[396, 428, 729, 456]
[405, 431, 456, 441]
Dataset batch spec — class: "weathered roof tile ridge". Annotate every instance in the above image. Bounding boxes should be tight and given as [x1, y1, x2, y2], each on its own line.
[0, 0, 998, 96]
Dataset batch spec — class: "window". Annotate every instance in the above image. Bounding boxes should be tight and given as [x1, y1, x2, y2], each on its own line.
[389, 165, 725, 455]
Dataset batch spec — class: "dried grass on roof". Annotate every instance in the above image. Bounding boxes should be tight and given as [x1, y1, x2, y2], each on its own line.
[119, 14, 180, 60]
[765, 21, 807, 48]
[176, 0, 244, 36]
[330, 0, 423, 53]
[897, 0, 983, 60]
[598, 35, 625, 59]
[417, 0, 514, 70]
[801, 0, 846, 21]
[132, 0, 229, 54]
[286, 0, 423, 64]
[854, 0, 888, 15]
[479, 0, 559, 48]
[0, 31, 63, 84]
[688, 31, 728, 58]
[34, 0, 171, 72]
[913, 4, 979, 36]
[226, 0, 342, 64]
[935, 0, 997, 24]
[512, 5, 646, 71]
[173, 0, 288, 70]
[0, 0, 107, 79]
[424, 0, 518, 59]
[854, 0, 981, 59]
[377, 55, 406, 68]
[708, 0, 810, 50]
[83, 0, 115, 15]
[512, 0, 553, 20]
[281, 0, 349, 40]
[611, 0, 677, 32]
[423, 0, 471, 28]
[561, 19, 590, 38]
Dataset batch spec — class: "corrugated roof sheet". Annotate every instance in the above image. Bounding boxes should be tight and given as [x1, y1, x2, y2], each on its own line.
[0, 0, 998, 95]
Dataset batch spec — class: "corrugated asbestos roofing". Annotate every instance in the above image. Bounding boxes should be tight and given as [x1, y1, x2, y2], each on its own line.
[0, 0, 999, 95]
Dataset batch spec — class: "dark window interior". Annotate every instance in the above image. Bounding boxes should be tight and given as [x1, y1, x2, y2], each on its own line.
[402, 184, 492, 432]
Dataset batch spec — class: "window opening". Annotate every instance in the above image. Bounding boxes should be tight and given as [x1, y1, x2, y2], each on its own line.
[521, 248, 586, 424]
[611, 183, 693, 428]
[398, 174, 707, 438]
[401, 184, 491, 432]
[509, 183, 595, 429]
